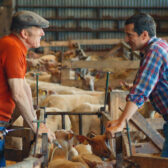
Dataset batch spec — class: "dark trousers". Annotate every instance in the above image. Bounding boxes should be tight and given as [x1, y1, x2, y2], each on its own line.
[0, 126, 5, 167]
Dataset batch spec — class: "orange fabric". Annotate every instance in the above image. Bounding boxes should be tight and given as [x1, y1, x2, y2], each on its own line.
[0, 34, 27, 121]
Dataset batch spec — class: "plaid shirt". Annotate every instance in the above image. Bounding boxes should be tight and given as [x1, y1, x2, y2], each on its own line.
[126, 37, 168, 114]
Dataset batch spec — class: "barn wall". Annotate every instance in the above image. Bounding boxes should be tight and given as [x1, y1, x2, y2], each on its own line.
[14, 0, 168, 51]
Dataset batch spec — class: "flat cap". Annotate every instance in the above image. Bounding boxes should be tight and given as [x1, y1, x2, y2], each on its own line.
[11, 10, 49, 30]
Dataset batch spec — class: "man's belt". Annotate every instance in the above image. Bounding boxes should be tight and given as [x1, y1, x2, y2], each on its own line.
[0, 127, 25, 137]
[0, 121, 9, 127]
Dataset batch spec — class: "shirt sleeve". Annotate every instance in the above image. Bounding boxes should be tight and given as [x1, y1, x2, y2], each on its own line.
[4, 45, 26, 79]
[126, 45, 163, 107]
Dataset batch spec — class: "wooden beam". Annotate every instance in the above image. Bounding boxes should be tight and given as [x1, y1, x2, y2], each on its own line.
[60, 78, 129, 91]
[62, 60, 140, 72]
[146, 118, 164, 130]
[61, 69, 71, 81]
[134, 142, 160, 154]
[5, 149, 23, 162]
[109, 90, 129, 120]
[42, 133, 48, 167]
[101, 111, 112, 124]
[6, 126, 33, 138]
[10, 108, 21, 125]
[7, 156, 44, 168]
[40, 39, 122, 47]
[130, 154, 168, 168]
[116, 132, 123, 168]
[131, 112, 164, 150]
[104, 42, 122, 57]
[40, 36, 168, 48]
[22, 127, 34, 159]
[6, 126, 34, 161]
[122, 132, 131, 157]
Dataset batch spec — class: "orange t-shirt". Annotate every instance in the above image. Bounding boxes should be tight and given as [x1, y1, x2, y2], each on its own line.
[0, 34, 27, 121]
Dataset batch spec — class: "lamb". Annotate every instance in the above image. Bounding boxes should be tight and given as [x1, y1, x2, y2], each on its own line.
[40, 94, 104, 111]
[48, 130, 87, 168]
[70, 103, 102, 135]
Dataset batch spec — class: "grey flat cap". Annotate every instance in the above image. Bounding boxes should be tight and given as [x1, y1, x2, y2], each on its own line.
[11, 10, 49, 30]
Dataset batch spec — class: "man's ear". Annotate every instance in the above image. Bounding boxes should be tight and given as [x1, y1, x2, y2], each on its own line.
[20, 29, 29, 39]
[141, 31, 149, 40]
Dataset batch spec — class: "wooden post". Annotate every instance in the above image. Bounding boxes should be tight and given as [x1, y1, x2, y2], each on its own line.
[61, 53, 70, 85]
[109, 90, 128, 119]
[116, 132, 123, 168]
[23, 120, 34, 159]
[41, 133, 48, 168]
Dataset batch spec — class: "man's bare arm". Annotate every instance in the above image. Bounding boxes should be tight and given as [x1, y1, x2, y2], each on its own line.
[8, 78, 37, 133]
[106, 101, 138, 136]
[23, 78, 36, 119]
[8, 78, 56, 142]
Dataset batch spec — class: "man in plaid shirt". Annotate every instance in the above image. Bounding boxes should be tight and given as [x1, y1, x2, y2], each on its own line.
[106, 13, 168, 157]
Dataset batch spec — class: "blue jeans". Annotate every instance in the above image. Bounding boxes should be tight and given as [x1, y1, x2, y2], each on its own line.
[0, 126, 5, 167]
[161, 122, 168, 157]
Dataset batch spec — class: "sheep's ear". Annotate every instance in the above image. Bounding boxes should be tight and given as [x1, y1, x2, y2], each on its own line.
[67, 133, 74, 140]
[87, 131, 96, 138]
[83, 139, 89, 145]
[76, 135, 89, 145]
[76, 135, 86, 143]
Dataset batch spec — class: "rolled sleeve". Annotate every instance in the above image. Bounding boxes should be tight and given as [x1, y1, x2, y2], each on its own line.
[127, 45, 163, 108]
[126, 93, 147, 107]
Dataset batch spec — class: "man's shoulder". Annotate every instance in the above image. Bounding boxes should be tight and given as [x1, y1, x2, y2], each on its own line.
[0, 34, 21, 51]
[151, 37, 168, 50]
[154, 37, 168, 45]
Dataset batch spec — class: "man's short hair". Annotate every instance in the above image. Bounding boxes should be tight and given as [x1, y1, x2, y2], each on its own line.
[10, 10, 49, 33]
[125, 13, 156, 37]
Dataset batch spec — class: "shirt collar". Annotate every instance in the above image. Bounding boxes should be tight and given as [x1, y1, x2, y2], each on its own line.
[140, 36, 157, 56]
[9, 33, 28, 56]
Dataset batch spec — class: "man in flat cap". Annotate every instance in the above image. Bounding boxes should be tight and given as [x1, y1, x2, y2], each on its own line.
[0, 10, 55, 166]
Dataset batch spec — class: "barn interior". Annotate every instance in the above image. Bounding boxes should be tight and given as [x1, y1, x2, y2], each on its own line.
[0, 0, 168, 167]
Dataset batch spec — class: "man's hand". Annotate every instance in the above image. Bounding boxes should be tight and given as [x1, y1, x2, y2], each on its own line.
[105, 119, 125, 139]
[120, 81, 133, 90]
[39, 123, 56, 143]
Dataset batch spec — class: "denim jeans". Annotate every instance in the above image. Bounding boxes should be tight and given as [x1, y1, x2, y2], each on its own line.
[0, 126, 5, 167]
[161, 122, 168, 157]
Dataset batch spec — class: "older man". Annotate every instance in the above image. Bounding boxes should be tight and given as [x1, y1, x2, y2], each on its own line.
[0, 11, 55, 166]
[106, 13, 168, 157]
